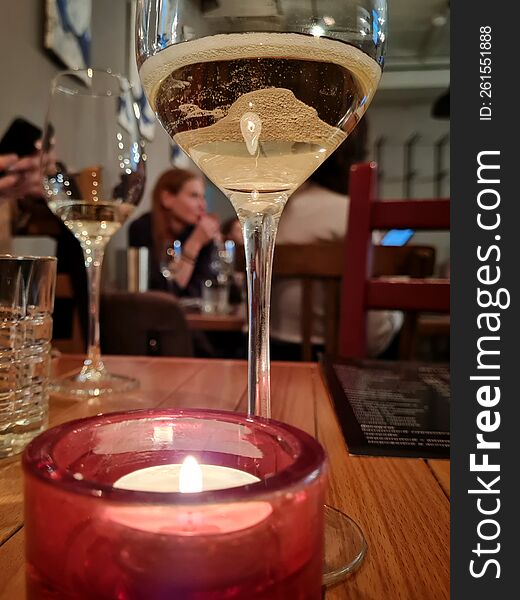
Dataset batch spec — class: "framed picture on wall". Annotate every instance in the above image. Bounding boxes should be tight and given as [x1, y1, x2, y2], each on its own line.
[44, 0, 92, 70]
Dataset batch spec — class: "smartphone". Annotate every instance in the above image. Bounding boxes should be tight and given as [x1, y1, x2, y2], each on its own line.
[380, 229, 415, 246]
[0, 118, 41, 158]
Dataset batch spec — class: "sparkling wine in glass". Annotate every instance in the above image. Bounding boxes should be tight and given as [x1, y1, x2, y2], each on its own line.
[42, 70, 146, 397]
[136, 0, 386, 586]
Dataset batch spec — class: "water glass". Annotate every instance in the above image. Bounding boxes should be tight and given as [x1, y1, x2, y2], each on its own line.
[202, 279, 230, 314]
[0, 256, 56, 458]
[201, 241, 236, 314]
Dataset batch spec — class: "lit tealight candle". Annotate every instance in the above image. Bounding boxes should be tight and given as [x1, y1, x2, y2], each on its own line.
[25, 410, 326, 597]
[113, 455, 260, 493]
[179, 456, 203, 493]
[109, 456, 270, 536]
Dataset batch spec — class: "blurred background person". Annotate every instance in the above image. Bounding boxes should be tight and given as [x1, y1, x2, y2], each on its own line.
[270, 118, 403, 360]
[0, 152, 42, 204]
[129, 168, 220, 298]
[1, 141, 89, 346]
[1, 150, 42, 250]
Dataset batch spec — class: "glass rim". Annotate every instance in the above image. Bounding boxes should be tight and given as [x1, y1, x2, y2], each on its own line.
[0, 255, 57, 263]
[23, 408, 327, 505]
[50, 68, 132, 98]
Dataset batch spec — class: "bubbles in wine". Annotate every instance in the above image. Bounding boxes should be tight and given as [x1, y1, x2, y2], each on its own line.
[140, 32, 381, 217]
[140, 32, 381, 114]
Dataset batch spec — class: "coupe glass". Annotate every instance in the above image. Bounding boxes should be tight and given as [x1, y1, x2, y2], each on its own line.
[136, 0, 386, 415]
[41, 70, 146, 397]
[136, 0, 386, 585]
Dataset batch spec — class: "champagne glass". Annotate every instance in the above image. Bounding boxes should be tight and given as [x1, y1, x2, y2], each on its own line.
[42, 70, 146, 397]
[136, 0, 386, 585]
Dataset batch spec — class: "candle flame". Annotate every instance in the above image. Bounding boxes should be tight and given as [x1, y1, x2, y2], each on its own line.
[179, 456, 203, 493]
[240, 112, 262, 156]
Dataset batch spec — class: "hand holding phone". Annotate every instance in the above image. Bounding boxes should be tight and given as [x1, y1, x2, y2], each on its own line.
[0, 154, 20, 199]
[0, 118, 43, 199]
[0, 154, 42, 200]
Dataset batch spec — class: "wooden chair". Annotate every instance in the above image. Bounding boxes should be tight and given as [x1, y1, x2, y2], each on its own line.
[273, 243, 343, 361]
[235, 243, 342, 360]
[234, 241, 437, 361]
[271, 242, 437, 361]
[339, 162, 450, 359]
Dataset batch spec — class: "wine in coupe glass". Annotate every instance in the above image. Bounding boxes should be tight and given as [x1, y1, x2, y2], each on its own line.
[136, 0, 386, 587]
[42, 70, 146, 397]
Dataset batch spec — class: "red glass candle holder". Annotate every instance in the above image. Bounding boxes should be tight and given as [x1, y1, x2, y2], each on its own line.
[23, 409, 327, 599]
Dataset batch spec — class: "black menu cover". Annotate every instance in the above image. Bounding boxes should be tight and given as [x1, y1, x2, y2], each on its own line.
[320, 357, 450, 458]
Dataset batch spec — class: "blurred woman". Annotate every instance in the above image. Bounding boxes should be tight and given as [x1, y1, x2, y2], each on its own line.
[129, 168, 220, 297]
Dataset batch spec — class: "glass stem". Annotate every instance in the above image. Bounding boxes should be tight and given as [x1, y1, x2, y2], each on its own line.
[81, 244, 105, 374]
[241, 212, 277, 419]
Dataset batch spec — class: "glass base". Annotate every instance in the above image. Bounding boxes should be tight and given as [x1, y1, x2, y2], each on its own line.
[322, 505, 367, 588]
[51, 365, 139, 398]
[0, 425, 46, 458]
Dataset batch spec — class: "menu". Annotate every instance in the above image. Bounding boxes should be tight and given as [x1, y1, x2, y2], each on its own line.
[321, 357, 450, 458]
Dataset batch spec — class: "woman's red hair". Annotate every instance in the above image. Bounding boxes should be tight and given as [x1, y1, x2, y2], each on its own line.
[151, 168, 198, 258]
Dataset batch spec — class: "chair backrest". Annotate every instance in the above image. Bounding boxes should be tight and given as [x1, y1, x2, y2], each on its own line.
[236, 233, 438, 361]
[273, 243, 343, 361]
[339, 162, 450, 359]
[100, 291, 193, 357]
[269, 242, 437, 362]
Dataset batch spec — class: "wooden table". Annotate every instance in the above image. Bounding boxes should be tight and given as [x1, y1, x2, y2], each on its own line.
[0, 356, 449, 599]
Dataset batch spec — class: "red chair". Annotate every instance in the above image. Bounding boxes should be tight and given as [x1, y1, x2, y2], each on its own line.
[339, 162, 450, 359]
